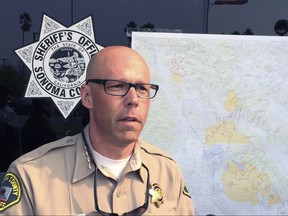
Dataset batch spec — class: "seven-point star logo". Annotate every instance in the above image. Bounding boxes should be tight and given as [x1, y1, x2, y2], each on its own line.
[15, 14, 103, 118]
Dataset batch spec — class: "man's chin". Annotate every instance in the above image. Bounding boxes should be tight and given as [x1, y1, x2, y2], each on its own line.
[117, 134, 139, 146]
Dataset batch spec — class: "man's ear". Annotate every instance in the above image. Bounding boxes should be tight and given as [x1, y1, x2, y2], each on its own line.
[80, 85, 93, 109]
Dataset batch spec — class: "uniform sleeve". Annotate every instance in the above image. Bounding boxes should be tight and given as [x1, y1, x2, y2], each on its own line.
[175, 165, 195, 215]
[0, 163, 34, 215]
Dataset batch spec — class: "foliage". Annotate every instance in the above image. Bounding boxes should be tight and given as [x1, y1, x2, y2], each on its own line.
[231, 28, 254, 35]
[124, 21, 137, 32]
[19, 13, 32, 32]
[19, 13, 32, 46]
[140, 23, 155, 30]
[124, 21, 155, 32]
[124, 21, 155, 46]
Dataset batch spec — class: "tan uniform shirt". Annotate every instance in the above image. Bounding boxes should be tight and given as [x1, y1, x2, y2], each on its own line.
[0, 125, 195, 215]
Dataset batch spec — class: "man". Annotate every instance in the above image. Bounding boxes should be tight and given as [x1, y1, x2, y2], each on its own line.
[0, 46, 195, 215]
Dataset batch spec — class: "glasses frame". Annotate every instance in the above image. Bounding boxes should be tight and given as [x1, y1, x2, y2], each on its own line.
[86, 79, 159, 99]
[81, 130, 150, 216]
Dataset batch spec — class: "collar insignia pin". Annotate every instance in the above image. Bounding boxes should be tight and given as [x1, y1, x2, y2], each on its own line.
[83, 145, 92, 169]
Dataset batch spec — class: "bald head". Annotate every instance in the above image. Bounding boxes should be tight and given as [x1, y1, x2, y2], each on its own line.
[80, 46, 153, 155]
[86, 46, 150, 80]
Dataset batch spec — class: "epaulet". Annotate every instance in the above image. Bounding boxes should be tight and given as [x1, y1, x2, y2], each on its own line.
[138, 139, 175, 162]
[16, 135, 77, 165]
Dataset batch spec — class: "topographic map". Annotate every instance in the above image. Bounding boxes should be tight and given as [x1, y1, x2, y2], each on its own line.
[132, 32, 288, 215]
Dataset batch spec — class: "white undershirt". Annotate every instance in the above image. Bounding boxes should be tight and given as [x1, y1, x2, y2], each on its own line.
[93, 150, 131, 180]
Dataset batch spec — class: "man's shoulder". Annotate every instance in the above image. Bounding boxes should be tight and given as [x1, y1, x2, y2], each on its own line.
[139, 139, 175, 162]
[15, 134, 80, 165]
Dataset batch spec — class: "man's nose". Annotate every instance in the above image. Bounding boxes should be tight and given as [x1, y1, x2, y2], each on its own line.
[124, 86, 139, 106]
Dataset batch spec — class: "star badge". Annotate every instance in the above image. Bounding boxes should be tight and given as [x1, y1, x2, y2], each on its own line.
[15, 14, 103, 118]
[149, 183, 164, 207]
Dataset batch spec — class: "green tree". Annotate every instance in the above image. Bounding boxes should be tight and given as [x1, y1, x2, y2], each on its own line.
[124, 21, 137, 33]
[231, 31, 240, 35]
[124, 21, 137, 46]
[124, 21, 155, 46]
[140, 22, 155, 31]
[19, 13, 32, 46]
[124, 21, 156, 33]
[231, 28, 253, 35]
[242, 28, 253, 35]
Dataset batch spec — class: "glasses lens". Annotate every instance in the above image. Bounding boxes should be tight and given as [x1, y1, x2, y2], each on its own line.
[105, 80, 129, 96]
[136, 84, 158, 99]
[103, 80, 158, 99]
[136, 84, 151, 98]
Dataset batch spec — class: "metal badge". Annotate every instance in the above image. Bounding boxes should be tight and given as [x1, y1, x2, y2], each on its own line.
[149, 183, 164, 207]
[83, 145, 92, 169]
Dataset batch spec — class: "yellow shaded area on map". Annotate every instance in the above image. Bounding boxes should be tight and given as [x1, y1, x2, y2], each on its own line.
[205, 120, 249, 145]
[205, 90, 249, 145]
[222, 162, 280, 206]
[171, 73, 182, 83]
[170, 59, 186, 84]
[224, 90, 239, 112]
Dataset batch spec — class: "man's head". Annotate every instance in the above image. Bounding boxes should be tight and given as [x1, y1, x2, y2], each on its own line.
[81, 46, 155, 149]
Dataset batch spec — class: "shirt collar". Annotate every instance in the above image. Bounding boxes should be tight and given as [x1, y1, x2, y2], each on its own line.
[128, 140, 142, 171]
[72, 126, 146, 183]
[72, 124, 95, 183]
[126, 140, 149, 183]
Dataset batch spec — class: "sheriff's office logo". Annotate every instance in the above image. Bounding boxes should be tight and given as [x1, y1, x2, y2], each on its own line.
[15, 14, 103, 118]
[0, 173, 21, 212]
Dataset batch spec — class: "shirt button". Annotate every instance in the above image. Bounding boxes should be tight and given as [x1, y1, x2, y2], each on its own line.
[116, 191, 121, 197]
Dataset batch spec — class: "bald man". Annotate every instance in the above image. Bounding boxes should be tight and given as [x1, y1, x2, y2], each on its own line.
[0, 46, 195, 215]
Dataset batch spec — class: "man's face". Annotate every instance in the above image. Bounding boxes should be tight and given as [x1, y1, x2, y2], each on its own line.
[86, 49, 151, 146]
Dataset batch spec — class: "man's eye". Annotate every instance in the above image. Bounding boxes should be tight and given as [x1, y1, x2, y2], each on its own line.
[107, 83, 126, 90]
[137, 85, 149, 92]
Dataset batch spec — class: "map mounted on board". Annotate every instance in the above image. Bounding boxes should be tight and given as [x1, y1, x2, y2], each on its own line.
[132, 32, 288, 215]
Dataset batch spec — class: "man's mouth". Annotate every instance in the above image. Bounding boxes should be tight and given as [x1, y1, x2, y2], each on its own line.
[120, 116, 139, 122]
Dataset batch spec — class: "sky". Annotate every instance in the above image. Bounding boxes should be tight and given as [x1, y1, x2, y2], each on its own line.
[208, 0, 288, 35]
[0, 0, 203, 65]
[0, 0, 287, 66]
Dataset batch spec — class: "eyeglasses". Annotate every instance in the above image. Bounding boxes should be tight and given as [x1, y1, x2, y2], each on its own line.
[86, 79, 159, 99]
[94, 164, 150, 216]
[81, 130, 150, 216]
